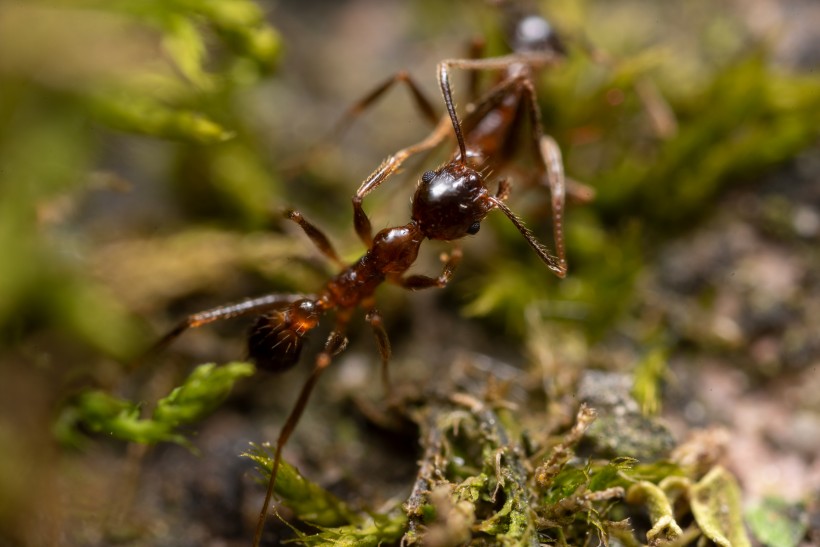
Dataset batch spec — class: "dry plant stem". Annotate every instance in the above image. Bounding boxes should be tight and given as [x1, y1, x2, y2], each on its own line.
[626, 481, 683, 543]
[535, 403, 597, 487]
[406, 392, 538, 546]
[403, 411, 446, 543]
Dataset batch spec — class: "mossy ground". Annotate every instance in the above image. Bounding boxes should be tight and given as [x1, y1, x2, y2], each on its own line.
[1, 0, 819, 545]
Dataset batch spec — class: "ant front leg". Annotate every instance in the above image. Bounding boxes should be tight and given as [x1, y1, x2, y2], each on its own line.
[253, 319, 350, 547]
[392, 248, 463, 290]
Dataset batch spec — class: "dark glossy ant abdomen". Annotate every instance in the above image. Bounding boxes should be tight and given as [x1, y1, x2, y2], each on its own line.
[413, 164, 493, 241]
[247, 300, 320, 373]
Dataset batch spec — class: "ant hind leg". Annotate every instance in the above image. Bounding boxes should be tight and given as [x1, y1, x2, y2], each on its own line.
[140, 293, 308, 366]
[253, 323, 350, 547]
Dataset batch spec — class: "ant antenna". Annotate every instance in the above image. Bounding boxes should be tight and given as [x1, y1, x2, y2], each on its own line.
[490, 196, 567, 277]
[437, 63, 468, 163]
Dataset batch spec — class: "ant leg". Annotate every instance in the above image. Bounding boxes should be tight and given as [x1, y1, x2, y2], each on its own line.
[328, 71, 439, 142]
[284, 209, 345, 269]
[496, 178, 512, 200]
[253, 322, 350, 547]
[365, 307, 392, 397]
[392, 248, 463, 290]
[354, 114, 452, 199]
[284, 72, 441, 176]
[572, 34, 677, 139]
[352, 195, 373, 248]
[144, 293, 308, 361]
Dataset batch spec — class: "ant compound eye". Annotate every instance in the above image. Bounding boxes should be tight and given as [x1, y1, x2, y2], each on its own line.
[467, 221, 481, 235]
[421, 170, 436, 184]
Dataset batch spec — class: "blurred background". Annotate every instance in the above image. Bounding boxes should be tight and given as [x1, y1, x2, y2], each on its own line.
[1, 0, 819, 544]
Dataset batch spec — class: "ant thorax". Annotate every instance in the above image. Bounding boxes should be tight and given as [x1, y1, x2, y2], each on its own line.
[411, 163, 494, 241]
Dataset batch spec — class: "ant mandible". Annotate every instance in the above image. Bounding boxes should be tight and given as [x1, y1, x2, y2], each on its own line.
[149, 7, 572, 547]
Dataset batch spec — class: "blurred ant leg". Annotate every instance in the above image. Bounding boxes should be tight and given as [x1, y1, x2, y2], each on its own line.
[330, 71, 440, 139]
[364, 306, 392, 397]
[566, 177, 596, 205]
[284, 209, 345, 269]
[352, 116, 452, 246]
[508, 164, 595, 205]
[572, 35, 677, 139]
[144, 293, 308, 361]
[298, 71, 441, 173]
[496, 177, 512, 200]
[253, 321, 350, 547]
[284, 72, 440, 176]
[392, 248, 463, 290]
[633, 77, 678, 139]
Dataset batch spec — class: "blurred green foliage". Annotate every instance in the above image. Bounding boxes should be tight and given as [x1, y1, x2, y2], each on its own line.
[0, 0, 282, 358]
[746, 497, 809, 547]
[57, 362, 254, 445]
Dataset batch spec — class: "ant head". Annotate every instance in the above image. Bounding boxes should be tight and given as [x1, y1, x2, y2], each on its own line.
[509, 14, 566, 56]
[412, 163, 493, 241]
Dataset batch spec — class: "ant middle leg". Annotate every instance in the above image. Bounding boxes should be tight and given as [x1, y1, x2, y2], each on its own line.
[253, 318, 350, 547]
[391, 247, 463, 290]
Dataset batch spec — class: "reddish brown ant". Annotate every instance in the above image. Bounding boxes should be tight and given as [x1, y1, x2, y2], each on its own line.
[149, 8, 576, 547]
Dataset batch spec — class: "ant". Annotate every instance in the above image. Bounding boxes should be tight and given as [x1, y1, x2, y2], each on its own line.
[320, 10, 578, 286]
[149, 5, 574, 547]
